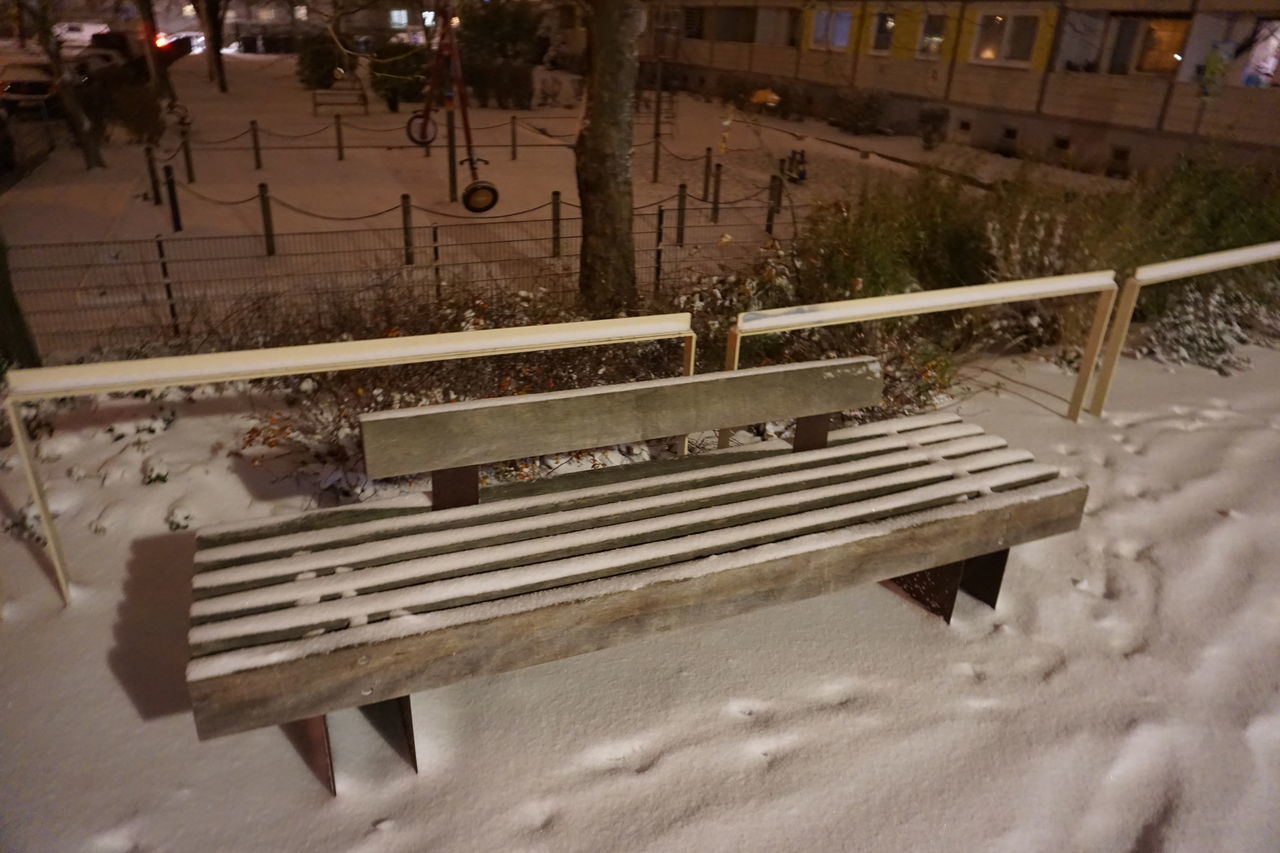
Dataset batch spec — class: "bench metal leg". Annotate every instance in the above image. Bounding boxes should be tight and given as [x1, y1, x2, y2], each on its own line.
[432, 465, 480, 510]
[792, 413, 831, 452]
[959, 549, 1009, 610]
[282, 715, 336, 796]
[359, 695, 418, 774]
[884, 561, 965, 623]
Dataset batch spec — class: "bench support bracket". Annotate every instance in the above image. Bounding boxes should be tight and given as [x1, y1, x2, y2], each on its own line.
[885, 548, 1010, 623]
[959, 549, 1009, 609]
[432, 465, 480, 511]
[282, 715, 336, 796]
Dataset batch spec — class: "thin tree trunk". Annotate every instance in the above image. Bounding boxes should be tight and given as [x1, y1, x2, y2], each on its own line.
[575, 0, 639, 313]
[28, 11, 106, 169]
[136, 0, 176, 102]
[201, 0, 229, 92]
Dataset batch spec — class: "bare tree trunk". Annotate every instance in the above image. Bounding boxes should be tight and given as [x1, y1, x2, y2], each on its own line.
[575, 0, 639, 313]
[135, 0, 177, 102]
[200, 0, 229, 92]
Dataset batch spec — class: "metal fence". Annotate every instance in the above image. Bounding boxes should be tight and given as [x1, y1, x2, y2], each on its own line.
[7, 195, 806, 362]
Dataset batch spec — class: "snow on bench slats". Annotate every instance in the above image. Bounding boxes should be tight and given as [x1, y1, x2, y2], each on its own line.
[187, 461, 1059, 657]
[188, 476, 1081, 682]
[191, 432, 1009, 597]
[5, 314, 693, 399]
[737, 271, 1116, 334]
[195, 428, 1001, 573]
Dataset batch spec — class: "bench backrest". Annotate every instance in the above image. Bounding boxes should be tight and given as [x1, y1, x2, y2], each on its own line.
[360, 358, 881, 479]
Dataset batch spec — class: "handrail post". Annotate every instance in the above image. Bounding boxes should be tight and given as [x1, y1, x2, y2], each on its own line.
[4, 398, 71, 605]
[258, 182, 275, 256]
[401, 193, 414, 265]
[250, 120, 262, 170]
[1088, 275, 1141, 416]
[1067, 285, 1118, 422]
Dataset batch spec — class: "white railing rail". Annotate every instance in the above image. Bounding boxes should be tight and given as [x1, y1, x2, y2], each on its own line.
[1089, 240, 1280, 415]
[722, 271, 1118, 444]
[4, 315, 697, 606]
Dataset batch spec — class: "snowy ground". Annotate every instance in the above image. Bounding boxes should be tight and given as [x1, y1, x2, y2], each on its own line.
[2, 346, 1278, 852]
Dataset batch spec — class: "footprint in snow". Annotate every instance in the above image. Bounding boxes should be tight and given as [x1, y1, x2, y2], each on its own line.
[724, 698, 772, 724]
[578, 738, 660, 775]
[741, 732, 802, 770]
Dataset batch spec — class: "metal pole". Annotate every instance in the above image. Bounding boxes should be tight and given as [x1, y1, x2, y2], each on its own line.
[653, 206, 664, 296]
[676, 183, 687, 247]
[766, 175, 781, 235]
[431, 223, 441, 298]
[163, 165, 182, 232]
[510, 115, 517, 161]
[258, 183, 275, 256]
[446, 109, 458, 203]
[155, 235, 180, 337]
[551, 190, 562, 258]
[250, 120, 262, 170]
[180, 123, 195, 183]
[702, 147, 712, 199]
[401, 193, 414, 265]
[711, 163, 722, 224]
[144, 145, 161, 206]
[335, 114, 344, 161]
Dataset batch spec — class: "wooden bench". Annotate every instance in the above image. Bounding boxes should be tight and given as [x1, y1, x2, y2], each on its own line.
[184, 359, 1086, 792]
[311, 79, 369, 116]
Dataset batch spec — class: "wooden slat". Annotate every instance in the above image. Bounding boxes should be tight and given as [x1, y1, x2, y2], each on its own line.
[359, 358, 883, 479]
[188, 457, 1052, 655]
[195, 429, 1002, 573]
[187, 476, 1087, 739]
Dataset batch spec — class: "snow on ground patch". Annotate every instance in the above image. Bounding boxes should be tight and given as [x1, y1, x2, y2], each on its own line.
[2, 348, 1280, 851]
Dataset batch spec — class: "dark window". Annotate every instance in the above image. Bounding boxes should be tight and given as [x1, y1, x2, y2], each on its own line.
[713, 7, 756, 43]
[683, 8, 705, 40]
[871, 13, 895, 52]
[1053, 136, 1071, 150]
[918, 14, 946, 58]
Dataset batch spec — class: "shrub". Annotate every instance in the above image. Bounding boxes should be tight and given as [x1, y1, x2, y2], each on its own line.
[369, 42, 426, 105]
[297, 35, 348, 90]
[828, 91, 887, 135]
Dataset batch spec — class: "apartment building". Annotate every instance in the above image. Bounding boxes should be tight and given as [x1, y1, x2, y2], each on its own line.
[564, 2, 1280, 173]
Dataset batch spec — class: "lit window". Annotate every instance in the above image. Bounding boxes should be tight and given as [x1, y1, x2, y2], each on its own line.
[811, 10, 852, 49]
[389, 8, 408, 28]
[421, 10, 435, 26]
[917, 14, 946, 58]
[256, 7, 276, 22]
[293, 6, 307, 21]
[870, 13, 895, 53]
[182, 3, 195, 17]
[972, 14, 1039, 63]
[1135, 18, 1189, 73]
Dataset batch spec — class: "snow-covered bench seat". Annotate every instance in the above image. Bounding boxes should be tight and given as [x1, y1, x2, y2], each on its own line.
[311, 79, 368, 116]
[184, 359, 1086, 792]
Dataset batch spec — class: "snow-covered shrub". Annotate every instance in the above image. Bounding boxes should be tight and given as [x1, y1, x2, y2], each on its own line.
[141, 456, 170, 485]
[1138, 283, 1280, 375]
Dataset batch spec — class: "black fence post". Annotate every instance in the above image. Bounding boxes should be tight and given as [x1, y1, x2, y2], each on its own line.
[766, 175, 781, 236]
[510, 115, 517, 161]
[163, 165, 182, 232]
[702, 147, 712, 199]
[180, 122, 195, 183]
[653, 205, 664, 297]
[258, 183, 275, 256]
[401, 193, 414, 265]
[551, 190, 562, 258]
[446, 109, 458, 203]
[0, 235, 42, 367]
[676, 183, 687, 247]
[711, 163, 722, 224]
[155, 235, 181, 337]
[335, 114, 344, 162]
[144, 146, 161, 206]
[250, 120, 262, 170]
[431, 223, 441, 298]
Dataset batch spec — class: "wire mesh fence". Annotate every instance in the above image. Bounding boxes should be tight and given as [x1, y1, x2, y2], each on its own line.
[8, 196, 810, 363]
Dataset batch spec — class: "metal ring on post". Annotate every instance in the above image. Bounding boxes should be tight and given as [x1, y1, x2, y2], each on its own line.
[461, 181, 499, 213]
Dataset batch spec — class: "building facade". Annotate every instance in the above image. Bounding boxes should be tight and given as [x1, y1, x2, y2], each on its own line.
[602, 1, 1280, 172]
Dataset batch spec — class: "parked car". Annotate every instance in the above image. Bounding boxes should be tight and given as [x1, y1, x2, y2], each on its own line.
[0, 63, 58, 115]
